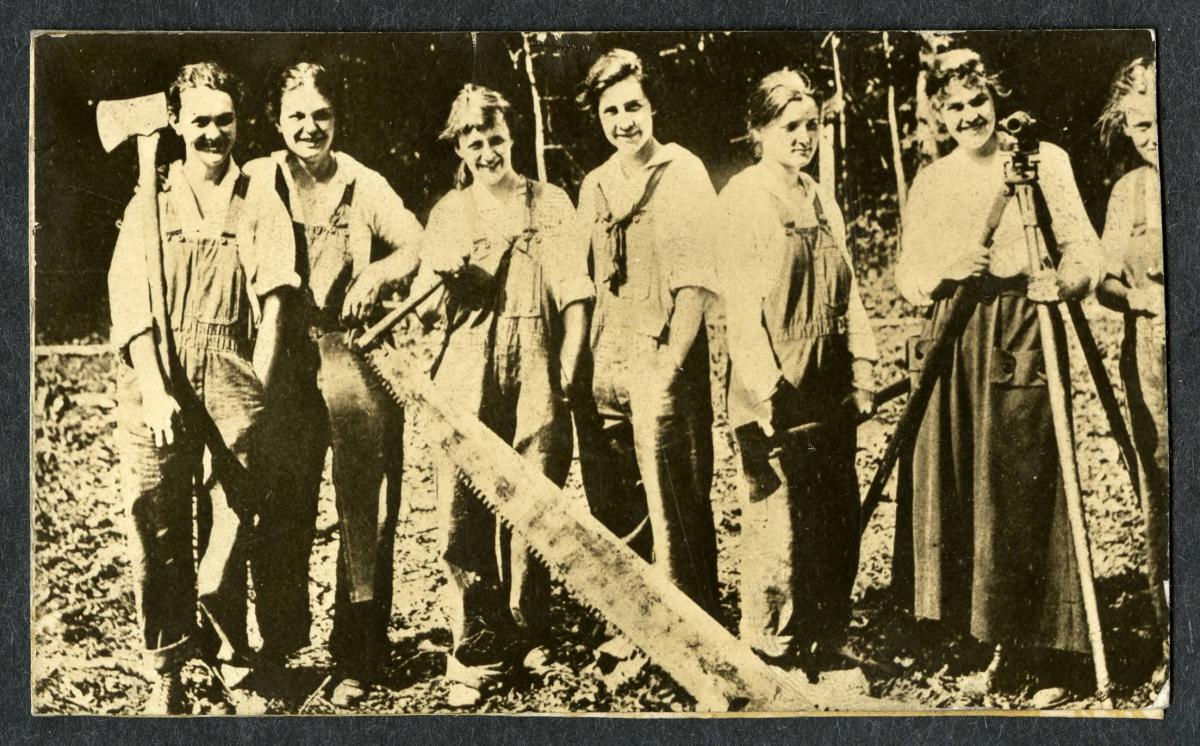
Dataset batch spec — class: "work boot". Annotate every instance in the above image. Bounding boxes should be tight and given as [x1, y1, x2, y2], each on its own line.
[144, 669, 187, 715]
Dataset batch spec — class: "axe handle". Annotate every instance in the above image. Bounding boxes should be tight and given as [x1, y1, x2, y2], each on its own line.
[772, 377, 911, 443]
[135, 137, 174, 389]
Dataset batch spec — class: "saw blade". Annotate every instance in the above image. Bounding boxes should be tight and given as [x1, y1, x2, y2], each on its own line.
[363, 344, 900, 712]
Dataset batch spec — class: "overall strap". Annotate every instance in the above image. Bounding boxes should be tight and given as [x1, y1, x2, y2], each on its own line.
[158, 181, 183, 236]
[331, 180, 356, 227]
[274, 163, 292, 215]
[220, 174, 250, 239]
[810, 187, 831, 227]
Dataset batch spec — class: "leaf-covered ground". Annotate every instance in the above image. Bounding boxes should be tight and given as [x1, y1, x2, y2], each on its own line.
[31, 281, 1166, 715]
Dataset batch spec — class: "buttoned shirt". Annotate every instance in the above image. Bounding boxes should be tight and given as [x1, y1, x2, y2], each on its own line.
[422, 178, 593, 313]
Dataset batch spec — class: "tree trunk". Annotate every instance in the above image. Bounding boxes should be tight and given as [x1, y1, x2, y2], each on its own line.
[522, 32, 548, 182]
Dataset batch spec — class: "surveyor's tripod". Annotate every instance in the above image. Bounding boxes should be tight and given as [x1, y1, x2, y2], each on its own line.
[859, 114, 1130, 704]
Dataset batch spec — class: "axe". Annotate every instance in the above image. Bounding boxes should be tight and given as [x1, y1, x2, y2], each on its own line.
[98, 93, 173, 385]
[97, 92, 169, 153]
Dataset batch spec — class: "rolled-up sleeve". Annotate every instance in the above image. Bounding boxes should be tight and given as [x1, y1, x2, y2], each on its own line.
[1100, 170, 1136, 282]
[662, 155, 720, 295]
[1040, 143, 1101, 290]
[108, 193, 154, 355]
[363, 171, 423, 278]
[539, 185, 594, 311]
[717, 180, 782, 405]
[819, 184, 879, 362]
[243, 182, 301, 298]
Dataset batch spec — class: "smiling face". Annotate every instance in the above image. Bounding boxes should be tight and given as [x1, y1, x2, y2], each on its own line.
[278, 83, 336, 165]
[455, 116, 516, 188]
[1123, 98, 1158, 168]
[171, 86, 237, 170]
[597, 76, 654, 156]
[939, 78, 996, 153]
[757, 96, 820, 172]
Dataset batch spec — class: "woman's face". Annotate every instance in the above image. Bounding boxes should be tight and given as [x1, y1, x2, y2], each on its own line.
[1123, 98, 1158, 168]
[172, 87, 237, 170]
[940, 78, 996, 153]
[597, 76, 654, 156]
[757, 96, 820, 173]
[456, 116, 516, 188]
[278, 83, 336, 164]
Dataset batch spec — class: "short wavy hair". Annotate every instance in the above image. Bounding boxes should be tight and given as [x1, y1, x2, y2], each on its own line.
[924, 49, 1010, 111]
[576, 48, 653, 115]
[167, 62, 243, 119]
[1096, 56, 1156, 150]
[266, 61, 340, 126]
[745, 68, 818, 158]
[439, 83, 512, 142]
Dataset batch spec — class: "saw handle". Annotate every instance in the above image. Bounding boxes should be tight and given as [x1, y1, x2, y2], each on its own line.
[352, 278, 444, 352]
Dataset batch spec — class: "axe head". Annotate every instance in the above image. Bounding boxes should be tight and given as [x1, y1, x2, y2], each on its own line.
[96, 92, 169, 153]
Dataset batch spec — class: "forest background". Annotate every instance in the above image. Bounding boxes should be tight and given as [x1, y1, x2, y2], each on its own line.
[33, 29, 1153, 342]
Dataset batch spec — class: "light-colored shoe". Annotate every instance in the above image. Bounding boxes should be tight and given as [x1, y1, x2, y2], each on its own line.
[329, 677, 368, 708]
[1028, 686, 1071, 709]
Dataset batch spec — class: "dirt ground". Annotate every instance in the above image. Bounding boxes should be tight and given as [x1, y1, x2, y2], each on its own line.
[30, 280, 1167, 715]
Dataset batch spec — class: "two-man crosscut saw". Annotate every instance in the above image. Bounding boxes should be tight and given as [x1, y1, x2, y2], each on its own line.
[353, 314, 900, 711]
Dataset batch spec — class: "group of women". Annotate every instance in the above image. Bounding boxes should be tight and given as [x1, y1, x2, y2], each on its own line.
[107, 46, 1165, 714]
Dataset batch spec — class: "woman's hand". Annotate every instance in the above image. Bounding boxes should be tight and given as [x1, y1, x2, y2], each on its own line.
[142, 385, 181, 448]
[1028, 266, 1090, 304]
[1128, 284, 1166, 318]
[851, 387, 877, 420]
[942, 243, 991, 283]
[850, 358, 877, 421]
[757, 377, 797, 438]
[341, 262, 391, 323]
[558, 301, 589, 406]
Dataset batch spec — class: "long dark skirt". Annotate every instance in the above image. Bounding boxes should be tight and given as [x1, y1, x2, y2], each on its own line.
[909, 288, 1089, 654]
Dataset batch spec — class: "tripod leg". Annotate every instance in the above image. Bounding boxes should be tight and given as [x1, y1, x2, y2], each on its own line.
[863, 187, 1012, 536]
[1065, 302, 1140, 490]
[1016, 183, 1112, 704]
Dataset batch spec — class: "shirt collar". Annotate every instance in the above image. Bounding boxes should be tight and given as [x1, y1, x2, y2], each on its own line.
[745, 161, 816, 208]
[165, 158, 242, 232]
[599, 140, 682, 183]
[271, 150, 359, 223]
[272, 149, 359, 188]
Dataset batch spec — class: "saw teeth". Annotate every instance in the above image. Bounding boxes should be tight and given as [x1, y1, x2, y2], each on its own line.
[352, 335, 831, 712]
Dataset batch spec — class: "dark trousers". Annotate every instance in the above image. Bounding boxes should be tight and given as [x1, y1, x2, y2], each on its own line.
[116, 342, 264, 672]
[253, 331, 403, 677]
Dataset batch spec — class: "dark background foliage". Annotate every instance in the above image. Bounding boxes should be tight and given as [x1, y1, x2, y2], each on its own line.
[33, 30, 1153, 342]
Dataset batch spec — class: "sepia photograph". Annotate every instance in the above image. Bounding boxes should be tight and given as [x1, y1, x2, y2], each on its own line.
[29, 29, 1167, 716]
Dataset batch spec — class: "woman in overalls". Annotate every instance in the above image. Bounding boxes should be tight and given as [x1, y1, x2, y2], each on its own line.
[1095, 57, 1168, 642]
[413, 84, 591, 706]
[574, 49, 721, 618]
[108, 62, 298, 713]
[717, 69, 878, 674]
[896, 50, 1102, 703]
[244, 62, 424, 707]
